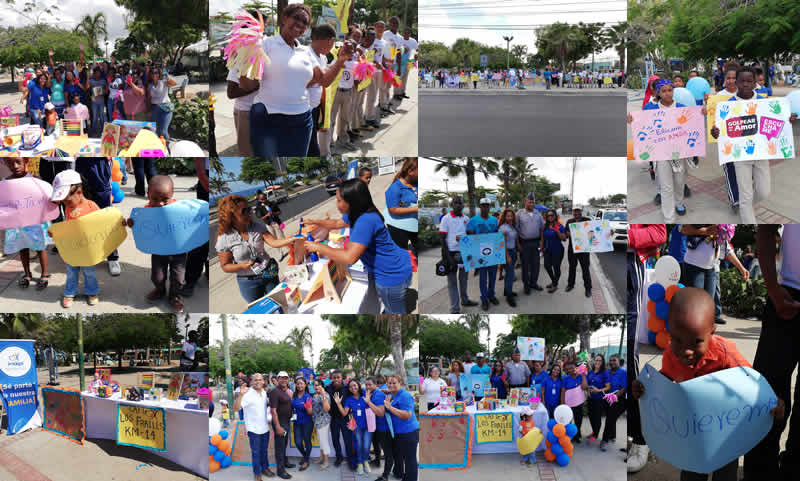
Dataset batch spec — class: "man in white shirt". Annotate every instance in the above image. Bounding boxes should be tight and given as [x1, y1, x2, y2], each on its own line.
[439, 196, 478, 313]
[233, 373, 273, 480]
[322, 28, 361, 154]
[396, 27, 418, 100]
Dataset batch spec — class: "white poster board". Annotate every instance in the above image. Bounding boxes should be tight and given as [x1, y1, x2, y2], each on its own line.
[516, 337, 545, 361]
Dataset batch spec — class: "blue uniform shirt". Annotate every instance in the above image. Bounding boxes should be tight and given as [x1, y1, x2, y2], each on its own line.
[370, 389, 388, 432]
[291, 392, 313, 424]
[343, 212, 412, 286]
[563, 373, 585, 390]
[542, 224, 566, 254]
[531, 370, 549, 390]
[344, 395, 368, 430]
[389, 389, 419, 434]
[28, 83, 50, 112]
[384, 179, 418, 231]
[609, 368, 626, 393]
[542, 376, 562, 407]
[587, 369, 610, 399]
[470, 363, 491, 375]
[467, 214, 498, 234]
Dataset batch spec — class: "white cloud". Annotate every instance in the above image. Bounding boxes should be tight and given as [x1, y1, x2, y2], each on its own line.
[1, 0, 131, 44]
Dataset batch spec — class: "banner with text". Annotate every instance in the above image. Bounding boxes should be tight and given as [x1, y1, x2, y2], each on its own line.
[130, 199, 209, 255]
[631, 106, 706, 163]
[474, 412, 513, 444]
[714, 98, 795, 164]
[0, 177, 59, 230]
[0, 340, 41, 435]
[50, 207, 127, 267]
[116, 403, 167, 451]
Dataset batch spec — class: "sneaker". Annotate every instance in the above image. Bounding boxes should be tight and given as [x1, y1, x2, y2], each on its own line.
[87, 295, 99, 306]
[588, 435, 597, 445]
[61, 296, 74, 308]
[357, 464, 364, 475]
[364, 462, 371, 474]
[627, 443, 650, 473]
[277, 473, 291, 480]
[676, 204, 687, 216]
[262, 469, 275, 477]
[147, 288, 166, 303]
[361, 124, 375, 131]
[600, 440, 608, 451]
[108, 260, 121, 276]
[481, 300, 489, 311]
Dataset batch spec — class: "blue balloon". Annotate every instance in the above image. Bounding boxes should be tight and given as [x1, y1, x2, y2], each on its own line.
[665, 319, 670, 332]
[648, 283, 665, 303]
[547, 419, 557, 431]
[219, 430, 229, 440]
[655, 300, 670, 321]
[209, 444, 218, 455]
[673, 87, 696, 108]
[213, 449, 225, 462]
[648, 330, 657, 345]
[547, 431, 559, 445]
[686, 77, 710, 101]
[221, 456, 232, 468]
[787, 91, 800, 116]
[111, 181, 124, 203]
[556, 453, 571, 466]
[676, 283, 685, 288]
[565, 423, 578, 438]
[550, 443, 564, 456]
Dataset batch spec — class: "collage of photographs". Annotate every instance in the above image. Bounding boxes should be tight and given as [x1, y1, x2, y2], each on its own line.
[0, 1, 798, 481]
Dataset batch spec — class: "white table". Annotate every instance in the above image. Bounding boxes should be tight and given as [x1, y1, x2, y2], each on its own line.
[81, 392, 208, 477]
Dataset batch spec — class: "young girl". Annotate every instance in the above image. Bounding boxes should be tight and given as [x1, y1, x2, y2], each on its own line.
[519, 407, 537, 465]
[43, 102, 57, 136]
[2, 159, 51, 290]
[498, 208, 521, 307]
[220, 399, 230, 428]
[334, 380, 371, 475]
[65, 92, 89, 132]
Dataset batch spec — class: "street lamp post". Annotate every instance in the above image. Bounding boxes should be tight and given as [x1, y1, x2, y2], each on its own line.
[503, 36, 514, 71]
[443, 178, 449, 194]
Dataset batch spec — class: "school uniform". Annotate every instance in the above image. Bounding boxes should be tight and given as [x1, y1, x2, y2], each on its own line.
[365, 39, 384, 124]
[725, 93, 769, 223]
[643, 101, 689, 222]
[326, 59, 356, 150]
[226, 67, 256, 156]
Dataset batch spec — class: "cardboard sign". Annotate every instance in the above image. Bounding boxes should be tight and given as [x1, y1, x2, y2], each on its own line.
[638, 364, 777, 473]
[130, 199, 209, 255]
[517, 337, 545, 361]
[474, 412, 513, 444]
[231, 420, 277, 467]
[469, 373, 490, 397]
[49, 207, 127, 267]
[289, 421, 320, 448]
[631, 106, 706, 163]
[458, 232, 505, 272]
[0, 177, 60, 229]
[166, 373, 184, 401]
[420, 413, 471, 469]
[116, 403, 166, 452]
[715, 98, 795, 164]
[705, 94, 733, 143]
[569, 220, 614, 253]
[41, 387, 85, 445]
[100, 123, 120, 156]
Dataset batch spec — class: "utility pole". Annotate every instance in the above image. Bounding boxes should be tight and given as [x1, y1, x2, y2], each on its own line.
[222, 314, 234, 413]
[570, 157, 577, 210]
[503, 36, 514, 70]
[77, 315, 85, 392]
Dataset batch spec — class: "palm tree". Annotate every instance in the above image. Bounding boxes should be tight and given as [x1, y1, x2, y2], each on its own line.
[375, 315, 418, 388]
[459, 314, 489, 345]
[511, 157, 537, 202]
[284, 326, 312, 360]
[74, 13, 108, 53]
[603, 22, 630, 76]
[539, 23, 582, 84]
[433, 157, 499, 216]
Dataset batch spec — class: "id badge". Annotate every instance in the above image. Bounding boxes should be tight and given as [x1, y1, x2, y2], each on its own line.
[357, 409, 362, 417]
[552, 388, 556, 395]
[251, 258, 269, 274]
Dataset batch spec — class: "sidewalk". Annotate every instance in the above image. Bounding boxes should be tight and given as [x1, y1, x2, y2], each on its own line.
[629, 313, 794, 480]
[418, 248, 624, 314]
[209, 171, 419, 313]
[0, 175, 209, 313]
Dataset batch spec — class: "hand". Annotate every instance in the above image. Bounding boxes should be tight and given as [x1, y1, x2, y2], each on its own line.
[626, 112, 633, 124]
[771, 397, 786, 420]
[240, 260, 255, 269]
[48, 49, 54, 57]
[711, 126, 720, 139]
[767, 285, 800, 320]
[333, 392, 342, 404]
[79, 43, 84, 51]
[632, 379, 645, 400]
[383, 397, 392, 408]
[239, 384, 249, 396]
[47, 229, 54, 238]
[700, 106, 707, 116]
[304, 240, 320, 253]
[703, 93, 709, 102]
[365, 389, 372, 402]
[275, 425, 286, 436]
[739, 268, 750, 281]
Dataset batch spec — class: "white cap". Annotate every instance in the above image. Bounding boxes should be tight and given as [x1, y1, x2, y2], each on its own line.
[220, 399, 228, 404]
[44, 102, 55, 110]
[277, 371, 289, 378]
[479, 198, 491, 205]
[51, 169, 82, 201]
[476, 352, 485, 358]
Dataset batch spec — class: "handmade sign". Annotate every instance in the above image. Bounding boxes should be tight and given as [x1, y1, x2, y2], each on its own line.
[49, 207, 127, 267]
[137, 372, 155, 389]
[112, 119, 156, 148]
[474, 412, 513, 444]
[116, 403, 166, 451]
[458, 233, 505, 272]
[130, 199, 209, 255]
[0, 113, 20, 127]
[97, 368, 111, 383]
[290, 421, 320, 448]
[568, 220, 613, 253]
[0, 177, 59, 229]
[41, 387, 85, 444]
[516, 337, 545, 361]
[100, 123, 120, 156]
[714, 98, 794, 164]
[180, 372, 205, 397]
[630, 106, 706, 163]
[420, 413, 471, 469]
[469, 373, 490, 398]
[705, 94, 733, 143]
[638, 363, 777, 473]
[231, 420, 276, 466]
[166, 372, 184, 401]
[458, 373, 471, 399]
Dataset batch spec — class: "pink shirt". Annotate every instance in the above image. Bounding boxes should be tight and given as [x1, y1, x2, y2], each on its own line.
[65, 103, 89, 121]
[124, 84, 146, 116]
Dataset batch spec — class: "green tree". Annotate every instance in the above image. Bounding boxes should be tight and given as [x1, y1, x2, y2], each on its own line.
[239, 157, 279, 188]
[0, 313, 42, 339]
[374, 315, 418, 387]
[0, 0, 59, 25]
[287, 157, 306, 175]
[608, 193, 627, 204]
[73, 13, 107, 53]
[602, 22, 632, 75]
[284, 326, 313, 362]
[419, 189, 447, 206]
[420, 316, 484, 360]
[317, 345, 349, 374]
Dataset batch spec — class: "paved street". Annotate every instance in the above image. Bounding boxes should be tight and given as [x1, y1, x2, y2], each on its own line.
[419, 90, 627, 156]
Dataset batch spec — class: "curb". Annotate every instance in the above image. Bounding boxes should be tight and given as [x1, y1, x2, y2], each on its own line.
[590, 252, 623, 313]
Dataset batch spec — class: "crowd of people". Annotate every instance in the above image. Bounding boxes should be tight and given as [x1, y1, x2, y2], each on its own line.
[226, 6, 418, 157]
[227, 370, 419, 480]
[421, 68, 626, 89]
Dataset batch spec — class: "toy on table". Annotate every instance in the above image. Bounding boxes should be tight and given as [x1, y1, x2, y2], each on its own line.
[529, 396, 541, 410]
[96, 385, 114, 398]
[198, 388, 211, 410]
[125, 386, 143, 401]
[307, 232, 319, 262]
[22, 126, 42, 149]
[454, 401, 465, 413]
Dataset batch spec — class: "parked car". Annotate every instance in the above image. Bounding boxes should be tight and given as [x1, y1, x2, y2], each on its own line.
[325, 174, 343, 195]
[595, 209, 628, 246]
[262, 186, 288, 203]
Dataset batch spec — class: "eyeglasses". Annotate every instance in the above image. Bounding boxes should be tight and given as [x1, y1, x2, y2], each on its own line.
[291, 13, 309, 27]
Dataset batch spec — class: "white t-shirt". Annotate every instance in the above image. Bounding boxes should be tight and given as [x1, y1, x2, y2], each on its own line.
[422, 377, 447, 404]
[371, 38, 385, 64]
[439, 212, 469, 251]
[402, 37, 418, 53]
[240, 388, 270, 434]
[780, 224, 800, 290]
[226, 67, 257, 112]
[148, 79, 170, 105]
[382, 31, 399, 60]
[462, 362, 476, 374]
[308, 52, 328, 109]
[254, 35, 320, 114]
[339, 60, 356, 89]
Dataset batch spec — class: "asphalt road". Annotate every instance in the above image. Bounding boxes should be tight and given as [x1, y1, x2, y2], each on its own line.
[419, 93, 626, 156]
[596, 246, 627, 304]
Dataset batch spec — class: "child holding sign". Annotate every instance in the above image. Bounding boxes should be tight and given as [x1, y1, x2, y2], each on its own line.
[519, 407, 538, 465]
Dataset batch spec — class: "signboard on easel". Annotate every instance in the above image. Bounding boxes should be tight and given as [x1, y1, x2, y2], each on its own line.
[302, 259, 352, 305]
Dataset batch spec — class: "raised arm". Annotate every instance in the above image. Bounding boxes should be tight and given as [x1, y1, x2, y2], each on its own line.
[305, 239, 367, 265]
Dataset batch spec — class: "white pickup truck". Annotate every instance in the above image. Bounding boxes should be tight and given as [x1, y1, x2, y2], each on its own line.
[262, 186, 288, 203]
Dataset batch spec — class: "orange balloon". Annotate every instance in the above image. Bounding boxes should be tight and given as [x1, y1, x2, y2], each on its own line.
[648, 315, 665, 333]
[209, 459, 220, 473]
[627, 140, 635, 160]
[210, 434, 222, 446]
[217, 440, 230, 454]
[665, 284, 681, 302]
[552, 424, 566, 437]
[656, 330, 671, 349]
[564, 443, 574, 456]
[544, 449, 556, 462]
[647, 300, 656, 316]
[559, 435, 571, 448]
[111, 161, 122, 182]
[545, 439, 552, 448]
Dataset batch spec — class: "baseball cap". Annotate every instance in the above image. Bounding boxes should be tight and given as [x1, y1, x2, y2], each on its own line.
[476, 352, 485, 358]
[277, 371, 289, 378]
[479, 198, 491, 205]
[51, 169, 82, 201]
[44, 102, 55, 110]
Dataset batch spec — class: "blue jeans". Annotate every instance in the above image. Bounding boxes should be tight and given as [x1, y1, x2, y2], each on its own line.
[446, 251, 469, 312]
[108, 97, 122, 121]
[714, 269, 722, 321]
[353, 427, 373, 465]
[64, 264, 99, 298]
[293, 421, 313, 464]
[247, 431, 270, 475]
[395, 430, 419, 481]
[478, 265, 498, 302]
[249, 103, 312, 156]
[54, 102, 65, 118]
[330, 417, 356, 468]
[375, 273, 412, 314]
[504, 249, 517, 296]
[684, 263, 718, 320]
[132, 159, 156, 196]
[236, 276, 277, 304]
[90, 102, 105, 137]
[521, 452, 536, 463]
[29, 108, 44, 128]
[150, 104, 174, 142]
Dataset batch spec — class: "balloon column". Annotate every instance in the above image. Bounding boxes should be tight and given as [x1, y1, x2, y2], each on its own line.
[646, 256, 684, 349]
[209, 419, 233, 473]
[111, 181, 124, 203]
[544, 405, 578, 467]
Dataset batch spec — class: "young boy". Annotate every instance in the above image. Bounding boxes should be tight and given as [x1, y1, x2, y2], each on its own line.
[632, 287, 785, 481]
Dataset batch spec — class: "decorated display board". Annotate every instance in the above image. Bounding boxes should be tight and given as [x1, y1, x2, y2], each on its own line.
[41, 387, 85, 444]
[116, 403, 166, 452]
[0, 177, 60, 229]
[638, 364, 777, 474]
[137, 372, 155, 389]
[468, 373, 490, 398]
[302, 259, 352, 305]
[49, 207, 127, 267]
[714, 98, 794, 164]
[97, 368, 111, 383]
[516, 337, 545, 361]
[100, 123, 121, 157]
[166, 373, 184, 401]
[568, 220, 614, 253]
[630, 106, 706, 163]
[230, 421, 276, 467]
[420, 413, 471, 469]
[0, 340, 41, 434]
[180, 373, 205, 397]
[458, 233, 505, 272]
[130, 199, 210, 255]
[705, 94, 733, 143]
[474, 412, 512, 444]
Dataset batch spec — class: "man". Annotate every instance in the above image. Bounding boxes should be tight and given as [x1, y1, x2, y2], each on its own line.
[565, 207, 592, 297]
[233, 373, 274, 480]
[365, 27, 384, 129]
[467, 198, 500, 311]
[439, 196, 477, 313]
[396, 27, 417, 99]
[254, 192, 287, 260]
[504, 348, 531, 391]
[516, 193, 545, 294]
[461, 352, 475, 375]
[470, 353, 491, 401]
[325, 370, 355, 470]
[378, 18, 400, 115]
[268, 371, 294, 479]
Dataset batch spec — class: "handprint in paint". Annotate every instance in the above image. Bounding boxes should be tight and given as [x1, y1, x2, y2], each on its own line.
[768, 101, 782, 115]
[687, 131, 700, 148]
[638, 143, 655, 161]
[719, 104, 730, 119]
[732, 144, 742, 159]
[768, 141, 777, 155]
[745, 102, 757, 115]
[677, 109, 693, 125]
[653, 110, 666, 128]
[780, 137, 793, 158]
[722, 142, 733, 155]
[744, 139, 755, 154]
[636, 130, 649, 142]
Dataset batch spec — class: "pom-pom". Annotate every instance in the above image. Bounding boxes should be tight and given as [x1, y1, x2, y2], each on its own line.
[603, 392, 618, 405]
[223, 10, 271, 80]
[354, 59, 376, 81]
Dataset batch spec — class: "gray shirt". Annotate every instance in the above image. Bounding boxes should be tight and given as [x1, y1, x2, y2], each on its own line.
[498, 223, 518, 250]
[311, 391, 331, 428]
[214, 222, 269, 277]
[446, 372, 461, 393]
[516, 208, 545, 240]
[504, 361, 531, 386]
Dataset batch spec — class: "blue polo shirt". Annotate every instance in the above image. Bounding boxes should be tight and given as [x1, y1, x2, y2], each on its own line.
[531, 370, 549, 389]
[467, 214, 498, 234]
[28, 83, 50, 112]
[669, 225, 686, 263]
[344, 395, 368, 429]
[609, 368, 626, 393]
[371, 389, 388, 432]
[384, 179, 418, 232]
[587, 369, 610, 399]
[290, 392, 312, 424]
[343, 212, 411, 286]
[563, 373, 585, 390]
[541, 376, 562, 407]
[389, 389, 419, 434]
[643, 101, 688, 110]
[542, 224, 566, 254]
[470, 363, 491, 375]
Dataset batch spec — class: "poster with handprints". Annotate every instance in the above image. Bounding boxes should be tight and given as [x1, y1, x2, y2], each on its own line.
[458, 233, 505, 272]
[714, 98, 794, 164]
[42, 387, 85, 445]
[631, 106, 706, 163]
[569, 220, 613, 253]
[516, 337, 545, 361]
[705, 94, 734, 143]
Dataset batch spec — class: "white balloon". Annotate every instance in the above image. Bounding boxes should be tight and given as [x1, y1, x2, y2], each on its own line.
[554, 404, 573, 425]
[654, 255, 681, 287]
[170, 140, 205, 157]
[209, 417, 222, 436]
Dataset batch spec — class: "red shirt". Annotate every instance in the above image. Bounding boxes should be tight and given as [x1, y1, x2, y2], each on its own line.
[661, 334, 751, 383]
[66, 199, 99, 221]
[520, 418, 535, 436]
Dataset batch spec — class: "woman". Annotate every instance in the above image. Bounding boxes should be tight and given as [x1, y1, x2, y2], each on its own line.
[303, 179, 412, 313]
[421, 366, 447, 410]
[384, 158, 418, 255]
[542, 364, 563, 419]
[49, 65, 67, 118]
[290, 377, 314, 470]
[123, 66, 148, 121]
[561, 361, 588, 443]
[445, 360, 464, 400]
[489, 361, 507, 400]
[215, 195, 295, 303]
[383, 374, 419, 481]
[498, 208, 521, 306]
[602, 354, 626, 451]
[364, 376, 391, 476]
[107, 66, 124, 120]
[333, 380, 371, 475]
[146, 66, 178, 141]
[312, 379, 332, 469]
[541, 209, 566, 293]
[530, 360, 549, 398]
[25, 73, 50, 127]
[586, 354, 611, 449]
[241, 3, 353, 156]
[88, 67, 107, 137]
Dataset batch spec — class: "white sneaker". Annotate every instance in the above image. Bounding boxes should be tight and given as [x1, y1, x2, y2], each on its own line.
[626, 443, 650, 473]
[108, 260, 121, 276]
[363, 462, 370, 474]
[356, 464, 364, 475]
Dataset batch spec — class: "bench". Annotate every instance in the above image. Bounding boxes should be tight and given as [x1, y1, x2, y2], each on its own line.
[169, 75, 189, 98]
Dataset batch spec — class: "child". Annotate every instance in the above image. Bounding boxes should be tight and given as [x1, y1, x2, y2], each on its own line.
[519, 407, 537, 465]
[43, 102, 57, 136]
[2, 159, 51, 290]
[65, 92, 89, 133]
[221, 399, 230, 428]
[632, 287, 785, 481]
[124, 175, 187, 312]
[49, 169, 100, 307]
